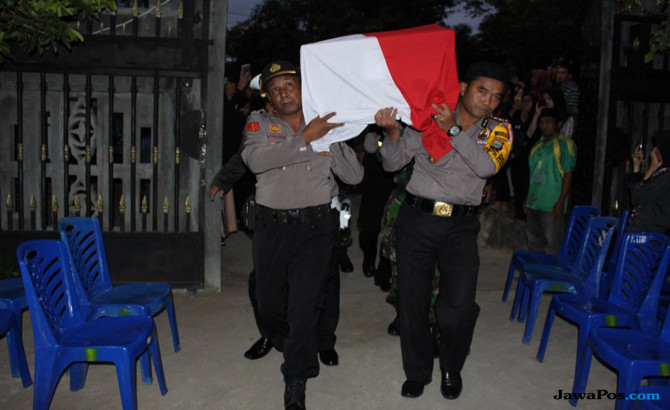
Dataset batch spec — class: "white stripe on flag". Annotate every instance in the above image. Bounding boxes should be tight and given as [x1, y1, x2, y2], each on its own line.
[300, 34, 412, 152]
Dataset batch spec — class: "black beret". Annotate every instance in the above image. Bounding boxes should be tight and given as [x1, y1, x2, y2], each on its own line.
[464, 61, 510, 85]
[259, 61, 300, 91]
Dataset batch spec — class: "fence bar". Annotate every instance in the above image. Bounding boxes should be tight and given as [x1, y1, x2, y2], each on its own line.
[51, 195, 58, 232]
[131, 76, 138, 231]
[152, 75, 159, 230]
[85, 74, 92, 216]
[155, 1, 162, 38]
[108, 75, 115, 228]
[16, 72, 24, 229]
[6, 195, 12, 231]
[63, 74, 70, 217]
[29, 195, 36, 231]
[40, 73, 48, 229]
[174, 78, 181, 231]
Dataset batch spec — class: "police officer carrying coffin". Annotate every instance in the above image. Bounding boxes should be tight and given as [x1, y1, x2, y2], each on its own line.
[374, 62, 512, 401]
[241, 61, 363, 410]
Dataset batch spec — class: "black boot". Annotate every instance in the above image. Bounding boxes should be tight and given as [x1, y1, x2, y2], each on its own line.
[339, 249, 353, 272]
[284, 378, 306, 409]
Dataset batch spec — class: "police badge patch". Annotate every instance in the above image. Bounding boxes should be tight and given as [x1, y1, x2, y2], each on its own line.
[482, 121, 513, 172]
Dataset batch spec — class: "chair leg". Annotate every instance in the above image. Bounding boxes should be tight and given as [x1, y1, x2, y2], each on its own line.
[518, 283, 530, 323]
[510, 280, 525, 321]
[614, 367, 639, 410]
[536, 299, 557, 362]
[115, 355, 139, 410]
[69, 363, 89, 391]
[166, 295, 181, 353]
[522, 286, 543, 344]
[139, 351, 153, 386]
[502, 258, 517, 302]
[150, 328, 168, 395]
[7, 325, 32, 387]
[33, 354, 63, 410]
[570, 341, 595, 407]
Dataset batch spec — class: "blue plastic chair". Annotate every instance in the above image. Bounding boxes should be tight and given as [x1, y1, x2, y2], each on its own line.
[510, 216, 617, 344]
[17, 240, 167, 410]
[0, 306, 32, 387]
[0, 277, 32, 386]
[598, 209, 631, 299]
[502, 205, 600, 302]
[570, 243, 670, 409]
[536, 232, 670, 365]
[630, 385, 670, 409]
[58, 217, 180, 353]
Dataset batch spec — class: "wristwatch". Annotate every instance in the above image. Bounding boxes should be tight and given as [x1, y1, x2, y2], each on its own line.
[447, 125, 462, 137]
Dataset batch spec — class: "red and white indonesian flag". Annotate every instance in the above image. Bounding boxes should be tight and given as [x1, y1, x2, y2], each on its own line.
[300, 24, 460, 159]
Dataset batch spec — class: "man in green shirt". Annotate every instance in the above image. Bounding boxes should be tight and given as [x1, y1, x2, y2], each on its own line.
[524, 108, 576, 254]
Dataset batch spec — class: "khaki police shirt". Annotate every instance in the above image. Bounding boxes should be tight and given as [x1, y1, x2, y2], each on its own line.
[380, 108, 503, 206]
[241, 110, 363, 210]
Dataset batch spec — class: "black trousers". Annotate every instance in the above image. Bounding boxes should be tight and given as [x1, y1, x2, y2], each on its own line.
[248, 223, 341, 352]
[396, 204, 481, 381]
[253, 209, 337, 380]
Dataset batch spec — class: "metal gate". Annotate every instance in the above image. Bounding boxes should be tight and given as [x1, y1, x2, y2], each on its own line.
[0, 0, 225, 288]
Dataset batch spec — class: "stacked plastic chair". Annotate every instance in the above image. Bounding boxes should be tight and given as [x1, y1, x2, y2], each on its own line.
[510, 216, 617, 344]
[0, 277, 32, 387]
[598, 209, 631, 299]
[536, 232, 669, 366]
[58, 217, 180, 353]
[17, 239, 167, 410]
[570, 242, 670, 409]
[502, 205, 600, 302]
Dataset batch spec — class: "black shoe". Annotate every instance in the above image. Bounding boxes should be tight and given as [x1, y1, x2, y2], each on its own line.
[284, 378, 306, 409]
[387, 317, 400, 336]
[440, 370, 462, 400]
[362, 260, 375, 277]
[319, 348, 339, 366]
[339, 252, 354, 273]
[243, 337, 273, 360]
[401, 377, 432, 398]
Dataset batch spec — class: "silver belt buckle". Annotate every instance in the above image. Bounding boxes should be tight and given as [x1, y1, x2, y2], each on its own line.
[433, 201, 453, 217]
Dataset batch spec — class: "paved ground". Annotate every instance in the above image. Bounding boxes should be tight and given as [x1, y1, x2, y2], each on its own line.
[1, 195, 620, 410]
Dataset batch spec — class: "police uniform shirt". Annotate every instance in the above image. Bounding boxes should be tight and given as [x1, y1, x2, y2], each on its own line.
[241, 110, 363, 210]
[380, 106, 505, 206]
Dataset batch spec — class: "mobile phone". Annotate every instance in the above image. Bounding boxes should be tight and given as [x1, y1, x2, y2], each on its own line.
[241, 64, 251, 74]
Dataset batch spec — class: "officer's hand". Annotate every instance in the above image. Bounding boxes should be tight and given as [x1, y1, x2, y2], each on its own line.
[431, 103, 458, 133]
[303, 112, 344, 144]
[209, 185, 223, 201]
[374, 107, 401, 141]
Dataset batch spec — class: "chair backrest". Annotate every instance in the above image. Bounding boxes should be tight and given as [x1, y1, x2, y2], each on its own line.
[558, 205, 601, 261]
[607, 233, 670, 331]
[16, 240, 85, 347]
[58, 217, 112, 299]
[605, 209, 631, 272]
[573, 216, 618, 296]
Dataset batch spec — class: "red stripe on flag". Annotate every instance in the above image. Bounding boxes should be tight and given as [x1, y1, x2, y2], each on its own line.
[365, 24, 460, 161]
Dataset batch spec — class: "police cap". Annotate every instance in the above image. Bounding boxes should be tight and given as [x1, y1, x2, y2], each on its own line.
[259, 61, 300, 91]
[465, 61, 510, 85]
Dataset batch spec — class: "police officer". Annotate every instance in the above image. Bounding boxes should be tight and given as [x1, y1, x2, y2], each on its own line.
[241, 61, 363, 410]
[375, 62, 512, 401]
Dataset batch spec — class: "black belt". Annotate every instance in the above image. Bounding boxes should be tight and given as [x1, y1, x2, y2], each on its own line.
[404, 192, 477, 218]
[256, 203, 331, 224]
